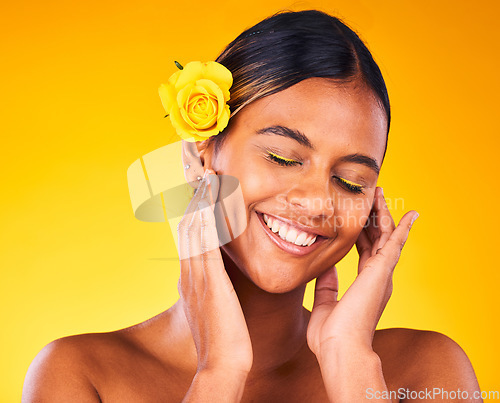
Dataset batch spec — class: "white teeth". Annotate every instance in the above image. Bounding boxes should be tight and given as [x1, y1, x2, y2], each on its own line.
[267, 216, 274, 228]
[271, 220, 280, 233]
[278, 225, 288, 239]
[307, 236, 317, 246]
[295, 232, 307, 246]
[262, 213, 319, 247]
[285, 228, 298, 244]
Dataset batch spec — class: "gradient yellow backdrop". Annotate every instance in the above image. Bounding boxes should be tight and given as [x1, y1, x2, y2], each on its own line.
[1, 0, 499, 401]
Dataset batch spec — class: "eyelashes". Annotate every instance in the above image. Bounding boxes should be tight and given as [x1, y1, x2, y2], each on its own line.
[334, 177, 364, 195]
[264, 150, 365, 195]
[266, 151, 302, 166]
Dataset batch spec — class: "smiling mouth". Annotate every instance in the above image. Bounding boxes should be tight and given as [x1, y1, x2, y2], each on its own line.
[255, 211, 327, 256]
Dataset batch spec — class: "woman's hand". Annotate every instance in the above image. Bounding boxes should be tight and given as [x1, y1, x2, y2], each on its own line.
[306, 187, 418, 402]
[177, 169, 253, 393]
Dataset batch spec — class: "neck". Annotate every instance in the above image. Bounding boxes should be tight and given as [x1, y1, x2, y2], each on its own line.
[222, 248, 310, 374]
[169, 248, 311, 377]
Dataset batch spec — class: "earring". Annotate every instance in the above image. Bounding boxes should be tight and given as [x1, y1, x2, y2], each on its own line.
[196, 176, 202, 181]
[184, 164, 190, 170]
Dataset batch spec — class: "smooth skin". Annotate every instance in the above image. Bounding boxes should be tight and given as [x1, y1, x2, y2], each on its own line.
[23, 78, 481, 402]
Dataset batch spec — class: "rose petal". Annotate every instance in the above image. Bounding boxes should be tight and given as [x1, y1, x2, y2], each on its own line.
[216, 103, 230, 131]
[194, 79, 225, 121]
[158, 83, 177, 113]
[193, 99, 217, 129]
[198, 126, 220, 139]
[170, 106, 197, 140]
[189, 94, 206, 112]
[180, 107, 197, 129]
[202, 61, 233, 93]
[197, 112, 217, 129]
[205, 97, 215, 115]
[175, 61, 203, 90]
[177, 84, 194, 113]
[160, 61, 232, 142]
[188, 97, 210, 125]
[167, 70, 182, 86]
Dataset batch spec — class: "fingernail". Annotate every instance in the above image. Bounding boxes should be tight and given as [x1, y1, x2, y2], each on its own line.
[411, 212, 419, 226]
[379, 187, 384, 196]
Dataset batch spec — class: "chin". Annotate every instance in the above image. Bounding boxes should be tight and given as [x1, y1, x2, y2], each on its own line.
[222, 245, 309, 294]
[251, 267, 307, 294]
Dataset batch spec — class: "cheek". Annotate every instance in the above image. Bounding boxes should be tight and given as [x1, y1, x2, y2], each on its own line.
[227, 159, 281, 208]
[335, 195, 373, 239]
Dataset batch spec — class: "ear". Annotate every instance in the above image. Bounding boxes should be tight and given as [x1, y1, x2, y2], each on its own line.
[181, 139, 213, 183]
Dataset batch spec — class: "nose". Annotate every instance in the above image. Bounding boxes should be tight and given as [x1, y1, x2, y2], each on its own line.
[284, 171, 335, 220]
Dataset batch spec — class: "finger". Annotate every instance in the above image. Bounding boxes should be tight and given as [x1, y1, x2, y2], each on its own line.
[364, 196, 380, 244]
[188, 175, 212, 227]
[180, 199, 218, 304]
[183, 169, 214, 221]
[372, 187, 396, 254]
[312, 266, 339, 311]
[355, 228, 373, 274]
[178, 172, 213, 296]
[199, 205, 234, 291]
[198, 200, 220, 254]
[338, 254, 395, 340]
[178, 170, 218, 260]
[178, 172, 209, 246]
[205, 169, 220, 210]
[309, 266, 339, 351]
[339, 210, 418, 334]
[372, 210, 419, 271]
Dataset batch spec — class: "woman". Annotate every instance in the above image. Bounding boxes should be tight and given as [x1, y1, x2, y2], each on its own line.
[23, 10, 481, 402]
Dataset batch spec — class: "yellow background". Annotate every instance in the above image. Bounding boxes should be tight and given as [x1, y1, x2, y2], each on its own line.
[1, 0, 499, 401]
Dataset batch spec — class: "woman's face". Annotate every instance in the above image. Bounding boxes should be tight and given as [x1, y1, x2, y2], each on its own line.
[204, 77, 387, 293]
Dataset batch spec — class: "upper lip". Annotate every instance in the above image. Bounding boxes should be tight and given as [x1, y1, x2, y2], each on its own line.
[257, 211, 332, 239]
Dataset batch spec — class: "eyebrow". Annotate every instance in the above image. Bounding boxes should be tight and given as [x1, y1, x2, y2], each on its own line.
[256, 125, 380, 175]
[338, 153, 380, 175]
[256, 125, 315, 150]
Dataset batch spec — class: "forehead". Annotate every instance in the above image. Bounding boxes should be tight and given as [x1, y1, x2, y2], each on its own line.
[230, 77, 388, 162]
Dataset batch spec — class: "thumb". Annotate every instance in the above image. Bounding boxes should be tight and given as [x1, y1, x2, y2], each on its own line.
[312, 266, 339, 312]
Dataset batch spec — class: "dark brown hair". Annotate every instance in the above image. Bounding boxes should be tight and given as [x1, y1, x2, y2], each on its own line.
[208, 9, 391, 158]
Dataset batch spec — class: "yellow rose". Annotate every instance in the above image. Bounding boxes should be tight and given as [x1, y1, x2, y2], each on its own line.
[158, 61, 233, 142]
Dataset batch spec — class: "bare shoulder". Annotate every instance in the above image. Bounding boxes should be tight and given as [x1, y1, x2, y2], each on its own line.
[22, 333, 108, 402]
[373, 328, 481, 400]
[23, 310, 192, 402]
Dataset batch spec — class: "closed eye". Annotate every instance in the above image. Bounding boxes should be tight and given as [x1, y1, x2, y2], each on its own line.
[264, 149, 364, 194]
[334, 176, 364, 194]
[266, 151, 302, 167]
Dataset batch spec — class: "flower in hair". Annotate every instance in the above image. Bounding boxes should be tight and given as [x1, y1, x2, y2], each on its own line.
[159, 61, 233, 142]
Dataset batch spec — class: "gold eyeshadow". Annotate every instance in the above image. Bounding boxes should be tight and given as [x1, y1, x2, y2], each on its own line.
[266, 151, 302, 166]
[335, 177, 364, 194]
[264, 148, 365, 195]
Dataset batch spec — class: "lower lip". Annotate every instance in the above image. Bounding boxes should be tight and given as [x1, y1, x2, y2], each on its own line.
[256, 212, 326, 257]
